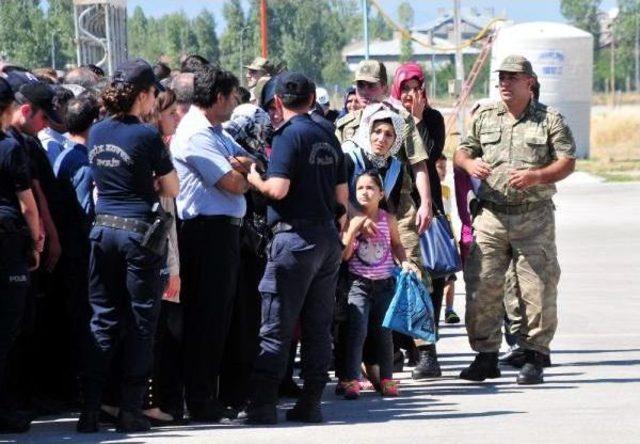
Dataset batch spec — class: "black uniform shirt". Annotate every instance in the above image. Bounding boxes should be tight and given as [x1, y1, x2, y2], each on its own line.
[266, 114, 347, 225]
[88, 116, 174, 219]
[0, 131, 31, 225]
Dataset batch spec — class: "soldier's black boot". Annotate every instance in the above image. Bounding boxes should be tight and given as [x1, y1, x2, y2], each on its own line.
[244, 378, 279, 425]
[516, 350, 545, 385]
[459, 353, 501, 382]
[286, 382, 325, 423]
[499, 346, 527, 368]
[412, 344, 442, 379]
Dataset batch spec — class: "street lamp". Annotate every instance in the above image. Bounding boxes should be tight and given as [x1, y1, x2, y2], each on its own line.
[239, 25, 251, 87]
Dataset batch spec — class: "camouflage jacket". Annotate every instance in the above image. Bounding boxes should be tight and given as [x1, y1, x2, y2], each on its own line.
[458, 100, 576, 205]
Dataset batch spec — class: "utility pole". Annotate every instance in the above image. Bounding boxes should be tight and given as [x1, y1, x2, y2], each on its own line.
[454, 0, 465, 137]
[611, 26, 615, 105]
[260, 0, 268, 58]
[51, 32, 56, 70]
[362, 0, 369, 60]
[635, 14, 639, 92]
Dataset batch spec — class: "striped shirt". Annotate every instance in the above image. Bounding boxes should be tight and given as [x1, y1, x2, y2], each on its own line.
[349, 210, 395, 280]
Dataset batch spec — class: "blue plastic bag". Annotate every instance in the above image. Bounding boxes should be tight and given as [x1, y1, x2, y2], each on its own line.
[419, 214, 462, 278]
[382, 269, 437, 343]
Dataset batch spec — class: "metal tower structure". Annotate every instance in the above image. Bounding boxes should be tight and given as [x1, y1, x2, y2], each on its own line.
[73, 0, 127, 75]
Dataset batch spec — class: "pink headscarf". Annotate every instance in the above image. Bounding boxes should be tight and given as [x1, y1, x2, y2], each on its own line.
[391, 62, 426, 100]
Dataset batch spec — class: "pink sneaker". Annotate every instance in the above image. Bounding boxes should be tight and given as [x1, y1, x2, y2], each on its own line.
[343, 380, 361, 400]
[380, 379, 399, 397]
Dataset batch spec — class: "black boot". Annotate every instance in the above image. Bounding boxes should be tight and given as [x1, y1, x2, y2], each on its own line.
[412, 344, 442, 379]
[0, 410, 31, 434]
[244, 377, 279, 425]
[516, 350, 545, 385]
[116, 410, 151, 433]
[286, 382, 325, 423]
[459, 353, 501, 382]
[76, 411, 100, 433]
[499, 346, 527, 368]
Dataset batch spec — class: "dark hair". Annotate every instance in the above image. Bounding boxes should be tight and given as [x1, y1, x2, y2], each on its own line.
[84, 64, 105, 77]
[153, 62, 172, 81]
[181, 54, 209, 73]
[33, 67, 59, 84]
[438, 153, 447, 161]
[65, 95, 99, 134]
[52, 86, 74, 114]
[238, 86, 251, 104]
[279, 92, 311, 110]
[101, 82, 146, 116]
[193, 66, 239, 108]
[355, 168, 388, 210]
[531, 78, 540, 102]
[156, 88, 176, 113]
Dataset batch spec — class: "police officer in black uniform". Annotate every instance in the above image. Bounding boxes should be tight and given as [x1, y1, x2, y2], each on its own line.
[77, 59, 179, 434]
[0, 77, 42, 434]
[245, 73, 348, 424]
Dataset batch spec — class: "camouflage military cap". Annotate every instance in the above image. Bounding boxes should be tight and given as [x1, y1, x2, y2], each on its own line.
[355, 60, 387, 84]
[245, 57, 272, 72]
[495, 55, 534, 77]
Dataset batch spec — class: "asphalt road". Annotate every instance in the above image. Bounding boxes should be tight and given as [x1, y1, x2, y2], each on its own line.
[4, 175, 639, 444]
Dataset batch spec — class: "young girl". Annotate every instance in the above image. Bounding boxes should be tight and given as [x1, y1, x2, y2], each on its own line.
[341, 167, 417, 399]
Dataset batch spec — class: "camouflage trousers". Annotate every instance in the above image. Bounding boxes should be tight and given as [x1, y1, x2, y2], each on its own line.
[464, 201, 560, 355]
[396, 192, 432, 346]
[504, 261, 522, 339]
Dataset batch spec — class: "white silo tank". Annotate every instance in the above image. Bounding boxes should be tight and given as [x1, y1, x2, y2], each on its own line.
[490, 22, 593, 158]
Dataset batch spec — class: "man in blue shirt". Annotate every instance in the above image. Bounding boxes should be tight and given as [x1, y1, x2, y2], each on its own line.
[53, 94, 98, 392]
[244, 72, 348, 425]
[171, 65, 256, 422]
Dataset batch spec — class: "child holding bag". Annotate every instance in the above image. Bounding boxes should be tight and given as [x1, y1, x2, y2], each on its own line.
[341, 166, 417, 400]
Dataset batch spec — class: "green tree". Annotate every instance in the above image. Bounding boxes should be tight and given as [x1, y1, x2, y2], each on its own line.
[46, 0, 75, 69]
[560, 0, 602, 50]
[193, 9, 220, 64]
[0, 0, 50, 68]
[127, 6, 149, 60]
[220, 0, 250, 81]
[398, 1, 414, 63]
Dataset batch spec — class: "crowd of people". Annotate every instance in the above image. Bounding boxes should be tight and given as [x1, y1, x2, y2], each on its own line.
[0, 51, 576, 435]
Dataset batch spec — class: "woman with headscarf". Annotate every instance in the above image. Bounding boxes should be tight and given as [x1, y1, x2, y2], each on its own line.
[337, 86, 361, 120]
[391, 62, 446, 380]
[334, 105, 409, 394]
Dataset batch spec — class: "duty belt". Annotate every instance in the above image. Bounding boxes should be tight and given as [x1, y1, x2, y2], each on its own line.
[481, 200, 551, 215]
[94, 214, 150, 235]
[271, 219, 334, 235]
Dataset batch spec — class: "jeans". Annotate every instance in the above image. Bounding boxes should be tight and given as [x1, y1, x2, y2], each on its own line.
[345, 275, 395, 381]
[251, 225, 342, 389]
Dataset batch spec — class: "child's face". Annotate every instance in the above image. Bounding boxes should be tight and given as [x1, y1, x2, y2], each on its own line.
[436, 158, 447, 181]
[369, 121, 396, 156]
[356, 175, 384, 209]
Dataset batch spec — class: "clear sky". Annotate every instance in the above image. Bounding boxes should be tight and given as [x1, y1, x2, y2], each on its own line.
[125, 0, 619, 33]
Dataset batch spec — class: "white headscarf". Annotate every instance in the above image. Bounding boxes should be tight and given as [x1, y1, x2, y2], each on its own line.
[350, 104, 405, 168]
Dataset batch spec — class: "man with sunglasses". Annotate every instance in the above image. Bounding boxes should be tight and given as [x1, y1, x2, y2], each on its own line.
[454, 55, 576, 385]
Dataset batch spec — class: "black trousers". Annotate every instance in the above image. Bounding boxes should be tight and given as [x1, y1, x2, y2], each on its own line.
[180, 217, 240, 412]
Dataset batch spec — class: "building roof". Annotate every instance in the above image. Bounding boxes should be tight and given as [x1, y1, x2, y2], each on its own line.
[413, 8, 497, 34]
[344, 32, 481, 59]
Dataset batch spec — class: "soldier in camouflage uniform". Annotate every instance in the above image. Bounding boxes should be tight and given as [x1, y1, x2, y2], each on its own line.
[454, 55, 576, 385]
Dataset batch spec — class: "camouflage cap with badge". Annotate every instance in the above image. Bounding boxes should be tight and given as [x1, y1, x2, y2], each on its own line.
[495, 55, 534, 77]
[354, 60, 387, 85]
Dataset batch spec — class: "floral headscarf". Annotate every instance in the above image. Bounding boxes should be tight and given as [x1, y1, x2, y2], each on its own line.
[350, 104, 405, 168]
[223, 104, 272, 156]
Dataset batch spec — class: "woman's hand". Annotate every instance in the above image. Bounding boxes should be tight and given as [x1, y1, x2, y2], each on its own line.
[411, 90, 427, 123]
[28, 249, 40, 271]
[163, 275, 181, 303]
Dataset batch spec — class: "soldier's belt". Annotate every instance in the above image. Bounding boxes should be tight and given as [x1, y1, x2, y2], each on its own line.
[481, 200, 551, 215]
